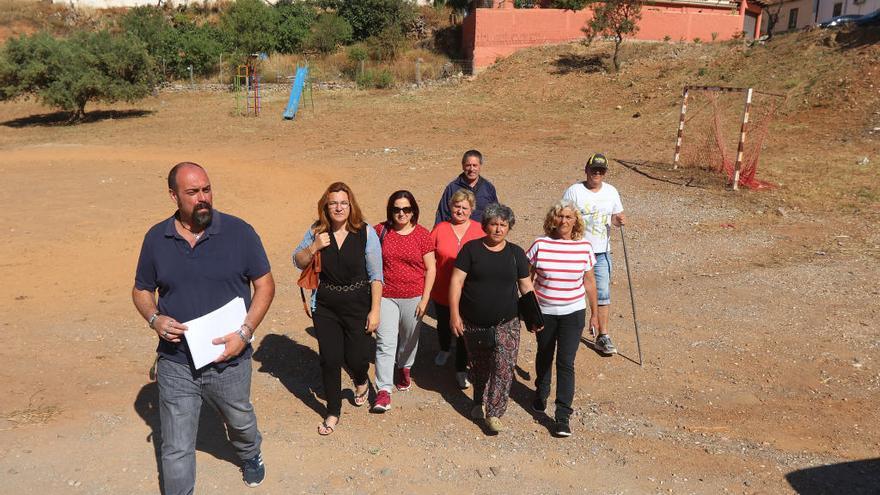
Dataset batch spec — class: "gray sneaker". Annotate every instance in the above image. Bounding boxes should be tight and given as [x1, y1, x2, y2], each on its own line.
[595, 334, 618, 355]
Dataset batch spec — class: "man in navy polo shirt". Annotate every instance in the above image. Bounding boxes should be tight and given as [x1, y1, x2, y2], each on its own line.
[434, 149, 499, 225]
[132, 162, 275, 494]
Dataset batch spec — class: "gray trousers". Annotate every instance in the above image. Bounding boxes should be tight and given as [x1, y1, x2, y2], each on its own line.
[157, 357, 262, 495]
[375, 296, 422, 392]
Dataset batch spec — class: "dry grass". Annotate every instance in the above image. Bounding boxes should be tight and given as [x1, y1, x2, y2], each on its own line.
[0, 0, 45, 24]
[6, 404, 61, 428]
[254, 48, 457, 86]
[470, 29, 879, 217]
[3, 389, 61, 429]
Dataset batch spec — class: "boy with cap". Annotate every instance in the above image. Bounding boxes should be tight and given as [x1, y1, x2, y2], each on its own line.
[562, 153, 626, 355]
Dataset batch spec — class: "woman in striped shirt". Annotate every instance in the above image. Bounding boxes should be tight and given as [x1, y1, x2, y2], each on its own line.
[525, 199, 598, 437]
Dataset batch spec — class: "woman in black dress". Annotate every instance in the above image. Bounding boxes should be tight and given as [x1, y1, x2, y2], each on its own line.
[293, 182, 383, 435]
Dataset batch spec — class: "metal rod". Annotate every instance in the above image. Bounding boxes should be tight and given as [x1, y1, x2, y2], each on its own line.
[619, 225, 643, 367]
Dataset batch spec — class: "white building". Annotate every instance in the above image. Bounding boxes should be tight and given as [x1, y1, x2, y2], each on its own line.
[815, 0, 879, 21]
[760, 0, 879, 34]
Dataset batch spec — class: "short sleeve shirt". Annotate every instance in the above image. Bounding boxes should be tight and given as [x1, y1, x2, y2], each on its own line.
[562, 182, 623, 254]
[134, 211, 271, 368]
[429, 220, 485, 306]
[454, 239, 530, 327]
[375, 223, 434, 299]
[526, 237, 596, 315]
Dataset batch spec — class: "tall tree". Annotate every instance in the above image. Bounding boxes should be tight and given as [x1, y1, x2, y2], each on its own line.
[220, 0, 279, 55]
[582, 0, 642, 72]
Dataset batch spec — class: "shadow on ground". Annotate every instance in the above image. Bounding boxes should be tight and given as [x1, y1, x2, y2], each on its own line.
[786, 458, 880, 494]
[410, 321, 474, 421]
[835, 25, 880, 50]
[252, 332, 326, 418]
[553, 54, 605, 75]
[133, 381, 239, 494]
[2, 109, 153, 128]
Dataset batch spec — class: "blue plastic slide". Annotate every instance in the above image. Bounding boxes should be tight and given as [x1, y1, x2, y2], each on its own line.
[282, 67, 308, 120]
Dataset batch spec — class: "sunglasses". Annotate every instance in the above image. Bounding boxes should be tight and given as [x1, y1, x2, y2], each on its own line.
[391, 206, 414, 214]
[588, 168, 607, 175]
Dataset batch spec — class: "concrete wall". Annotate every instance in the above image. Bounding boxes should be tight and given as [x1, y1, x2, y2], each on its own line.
[463, 2, 762, 70]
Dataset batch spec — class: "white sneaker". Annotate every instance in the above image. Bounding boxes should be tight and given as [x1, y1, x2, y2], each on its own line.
[434, 351, 450, 366]
[456, 371, 471, 389]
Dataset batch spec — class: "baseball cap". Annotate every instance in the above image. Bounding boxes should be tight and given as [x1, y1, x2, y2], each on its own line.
[584, 153, 608, 172]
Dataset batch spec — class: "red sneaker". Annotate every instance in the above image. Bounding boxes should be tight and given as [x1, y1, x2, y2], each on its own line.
[372, 389, 391, 412]
[395, 367, 412, 391]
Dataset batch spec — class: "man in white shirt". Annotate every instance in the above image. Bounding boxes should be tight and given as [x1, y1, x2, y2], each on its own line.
[562, 153, 626, 355]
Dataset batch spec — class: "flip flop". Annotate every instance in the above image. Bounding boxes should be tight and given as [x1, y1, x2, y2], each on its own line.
[353, 385, 369, 407]
[318, 419, 337, 436]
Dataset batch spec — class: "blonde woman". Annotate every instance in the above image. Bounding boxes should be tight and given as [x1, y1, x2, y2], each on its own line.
[526, 200, 598, 437]
[429, 189, 485, 388]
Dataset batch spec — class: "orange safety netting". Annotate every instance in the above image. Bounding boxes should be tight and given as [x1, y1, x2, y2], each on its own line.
[679, 90, 781, 190]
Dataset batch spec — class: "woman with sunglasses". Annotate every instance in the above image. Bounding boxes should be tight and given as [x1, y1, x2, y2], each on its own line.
[371, 191, 436, 412]
[562, 153, 626, 356]
[293, 182, 383, 435]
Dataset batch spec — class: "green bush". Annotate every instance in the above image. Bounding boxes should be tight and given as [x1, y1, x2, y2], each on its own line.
[338, 0, 415, 41]
[366, 26, 406, 61]
[167, 23, 224, 78]
[121, 6, 223, 79]
[220, 0, 279, 55]
[305, 13, 352, 53]
[550, 0, 590, 9]
[347, 44, 368, 62]
[274, 0, 317, 53]
[356, 68, 394, 89]
[120, 6, 170, 54]
[373, 68, 394, 88]
[0, 31, 156, 122]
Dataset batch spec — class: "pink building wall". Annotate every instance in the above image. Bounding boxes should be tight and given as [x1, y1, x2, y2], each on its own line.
[463, 2, 762, 70]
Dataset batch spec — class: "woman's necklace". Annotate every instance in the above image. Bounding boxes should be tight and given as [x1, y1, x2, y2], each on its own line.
[451, 221, 468, 244]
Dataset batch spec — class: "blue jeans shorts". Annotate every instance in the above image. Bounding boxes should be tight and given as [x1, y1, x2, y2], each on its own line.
[594, 252, 612, 305]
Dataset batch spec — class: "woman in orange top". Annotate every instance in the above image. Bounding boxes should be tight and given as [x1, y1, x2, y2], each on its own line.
[429, 189, 485, 389]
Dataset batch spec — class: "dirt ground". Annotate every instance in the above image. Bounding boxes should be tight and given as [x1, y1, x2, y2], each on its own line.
[1, 41, 879, 494]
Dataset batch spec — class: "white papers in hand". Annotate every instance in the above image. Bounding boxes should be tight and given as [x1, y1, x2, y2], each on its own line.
[183, 297, 247, 369]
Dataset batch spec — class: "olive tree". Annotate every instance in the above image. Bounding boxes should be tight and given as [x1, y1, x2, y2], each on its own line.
[0, 31, 156, 122]
[582, 0, 643, 71]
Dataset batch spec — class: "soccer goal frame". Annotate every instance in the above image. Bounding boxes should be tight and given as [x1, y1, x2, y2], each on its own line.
[672, 85, 784, 190]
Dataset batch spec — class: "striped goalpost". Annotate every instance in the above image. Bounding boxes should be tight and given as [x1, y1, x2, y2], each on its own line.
[672, 85, 783, 190]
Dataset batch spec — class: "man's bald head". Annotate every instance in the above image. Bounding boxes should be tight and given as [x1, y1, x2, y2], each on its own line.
[168, 162, 206, 193]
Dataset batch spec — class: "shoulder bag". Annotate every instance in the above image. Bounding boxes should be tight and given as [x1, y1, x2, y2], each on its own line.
[297, 249, 321, 318]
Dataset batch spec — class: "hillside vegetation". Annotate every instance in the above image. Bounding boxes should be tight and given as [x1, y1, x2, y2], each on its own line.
[468, 27, 879, 218]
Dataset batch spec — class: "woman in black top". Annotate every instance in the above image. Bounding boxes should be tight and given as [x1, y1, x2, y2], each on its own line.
[449, 203, 538, 434]
[293, 182, 383, 435]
